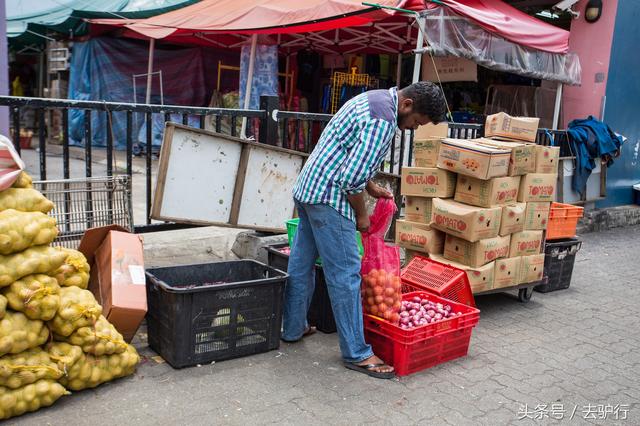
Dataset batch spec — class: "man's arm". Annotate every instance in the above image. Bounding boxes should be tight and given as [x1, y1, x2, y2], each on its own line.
[347, 192, 369, 233]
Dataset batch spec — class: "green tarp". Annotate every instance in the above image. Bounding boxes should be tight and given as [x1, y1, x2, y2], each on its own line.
[7, 0, 198, 49]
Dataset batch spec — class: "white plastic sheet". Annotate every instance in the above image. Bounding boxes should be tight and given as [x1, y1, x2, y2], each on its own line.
[421, 8, 581, 85]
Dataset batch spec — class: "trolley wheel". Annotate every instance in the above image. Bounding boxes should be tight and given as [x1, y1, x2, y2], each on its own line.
[132, 144, 143, 156]
[518, 287, 533, 303]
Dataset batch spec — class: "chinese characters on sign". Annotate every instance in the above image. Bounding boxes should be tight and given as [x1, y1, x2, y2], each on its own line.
[422, 56, 478, 83]
[517, 403, 630, 421]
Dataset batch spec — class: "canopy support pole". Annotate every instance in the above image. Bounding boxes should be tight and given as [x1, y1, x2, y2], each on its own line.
[241, 34, 258, 139]
[552, 82, 563, 130]
[396, 53, 402, 87]
[145, 38, 155, 105]
[411, 17, 425, 84]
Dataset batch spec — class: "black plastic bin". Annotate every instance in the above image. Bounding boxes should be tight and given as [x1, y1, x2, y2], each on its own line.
[266, 244, 337, 334]
[535, 237, 582, 293]
[145, 260, 287, 368]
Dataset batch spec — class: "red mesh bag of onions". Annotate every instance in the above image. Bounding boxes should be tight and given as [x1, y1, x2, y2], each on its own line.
[360, 198, 402, 325]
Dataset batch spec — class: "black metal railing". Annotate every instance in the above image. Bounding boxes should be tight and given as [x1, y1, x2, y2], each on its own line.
[0, 94, 572, 235]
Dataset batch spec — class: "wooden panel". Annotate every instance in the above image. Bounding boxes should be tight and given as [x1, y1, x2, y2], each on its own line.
[237, 144, 304, 229]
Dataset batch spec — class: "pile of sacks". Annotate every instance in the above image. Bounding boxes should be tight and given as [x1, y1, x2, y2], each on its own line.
[0, 172, 139, 420]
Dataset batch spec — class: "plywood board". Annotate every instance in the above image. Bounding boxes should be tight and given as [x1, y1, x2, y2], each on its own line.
[152, 125, 241, 223]
[152, 123, 307, 232]
[237, 145, 304, 229]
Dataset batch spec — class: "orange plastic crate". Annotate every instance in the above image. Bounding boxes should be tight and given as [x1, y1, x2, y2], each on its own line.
[547, 202, 584, 240]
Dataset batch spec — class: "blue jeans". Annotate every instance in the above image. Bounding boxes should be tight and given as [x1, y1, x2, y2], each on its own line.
[282, 201, 373, 363]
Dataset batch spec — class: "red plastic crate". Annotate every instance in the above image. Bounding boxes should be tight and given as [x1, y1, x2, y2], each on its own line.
[364, 290, 480, 376]
[401, 256, 476, 308]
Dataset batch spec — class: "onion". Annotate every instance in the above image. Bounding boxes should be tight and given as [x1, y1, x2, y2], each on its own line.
[409, 309, 417, 316]
[412, 315, 421, 322]
[412, 296, 421, 303]
[434, 313, 443, 320]
[420, 299, 429, 306]
[457, 312, 462, 316]
[400, 317, 410, 325]
[400, 311, 409, 318]
[426, 309, 436, 317]
[436, 303, 443, 310]
[444, 305, 452, 312]
[407, 322, 413, 328]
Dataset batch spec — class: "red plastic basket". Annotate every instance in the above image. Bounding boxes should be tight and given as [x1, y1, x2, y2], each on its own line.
[364, 289, 480, 376]
[547, 202, 584, 240]
[401, 256, 476, 308]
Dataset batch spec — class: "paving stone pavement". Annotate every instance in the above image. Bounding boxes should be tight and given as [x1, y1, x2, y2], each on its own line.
[14, 226, 640, 425]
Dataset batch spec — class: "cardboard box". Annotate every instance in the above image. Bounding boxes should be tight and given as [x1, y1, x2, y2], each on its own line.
[494, 257, 521, 289]
[395, 220, 445, 254]
[509, 230, 543, 257]
[476, 138, 536, 176]
[430, 198, 502, 242]
[415, 122, 449, 140]
[413, 139, 441, 168]
[519, 254, 545, 284]
[404, 196, 433, 224]
[401, 167, 456, 198]
[404, 249, 427, 266]
[484, 112, 539, 143]
[518, 173, 557, 202]
[535, 145, 560, 174]
[430, 254, 494, 294]
[454, 175, 521, 208]
[500, 203, 526, 235]
[524, 202, 551, 230]
[79, 225, 147, 342]
[443, 234, 511, 267]
[437, 138, 511, 180]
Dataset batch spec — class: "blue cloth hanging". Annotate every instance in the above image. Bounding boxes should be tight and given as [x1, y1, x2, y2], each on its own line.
[566, 116, 624, 197]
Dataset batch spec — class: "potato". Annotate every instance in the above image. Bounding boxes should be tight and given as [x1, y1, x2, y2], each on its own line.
[0, 348, 63, 389]
[11, 171, 33, 189]
[0, 311, 48, 357]
[3, 274, 61, 321]
[48, 286, 101, 337]
[49, 248, 90, 289]
[0, 295, 6, 319]
[47, 342, 139, 391]
[55, 315, 127, 356]
[0, 188, 54, 213]
[0, 246, 67, 288]
[0, 210, 58, 255]
[0, 379, 68, 420]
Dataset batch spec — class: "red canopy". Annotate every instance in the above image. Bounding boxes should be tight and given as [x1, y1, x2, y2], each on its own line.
[436, 0, 569, 54]
[89, 0, 570, 54]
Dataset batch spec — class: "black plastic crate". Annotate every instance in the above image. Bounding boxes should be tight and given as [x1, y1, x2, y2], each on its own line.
[266, 244, 337, 334]
[145, 260, 286, 368]
[535, 238, 582, 293]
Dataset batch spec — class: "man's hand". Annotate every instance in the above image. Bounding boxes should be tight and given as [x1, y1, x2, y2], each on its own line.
[356, 213, 370, 233]
[366, 181, 394, 199]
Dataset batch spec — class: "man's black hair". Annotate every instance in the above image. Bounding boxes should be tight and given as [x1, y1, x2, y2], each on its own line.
[401, 81, 448, 124]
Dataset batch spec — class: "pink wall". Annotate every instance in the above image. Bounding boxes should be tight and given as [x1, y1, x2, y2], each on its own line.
[563, 0, 618, 127]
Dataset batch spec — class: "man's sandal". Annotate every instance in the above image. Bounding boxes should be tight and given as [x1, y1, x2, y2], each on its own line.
[344, 361, 395, 379]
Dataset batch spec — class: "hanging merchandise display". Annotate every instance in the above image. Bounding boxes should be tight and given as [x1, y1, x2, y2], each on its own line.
[329, 68, 372, 114]
[239, 43, 279, 111]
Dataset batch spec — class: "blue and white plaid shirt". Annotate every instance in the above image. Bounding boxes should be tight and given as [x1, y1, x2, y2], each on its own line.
[293, 87, 398, 222]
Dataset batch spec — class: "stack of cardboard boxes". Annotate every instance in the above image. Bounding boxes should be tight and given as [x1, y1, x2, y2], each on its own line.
[396, 112, 560, 294]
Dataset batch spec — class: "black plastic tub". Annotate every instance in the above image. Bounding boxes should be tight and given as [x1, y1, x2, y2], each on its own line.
[535, 238, 582, 293]
[145, 260, 287, 368]
[266, 244, 337, 334]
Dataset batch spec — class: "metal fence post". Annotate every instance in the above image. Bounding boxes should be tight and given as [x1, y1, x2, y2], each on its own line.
[259, 95, 279, 145]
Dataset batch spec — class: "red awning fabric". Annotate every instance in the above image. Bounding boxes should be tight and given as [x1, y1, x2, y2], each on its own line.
[89, 0, 416, 40]
[89, 0, 570, 54]
[435, 0, 569, 54]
